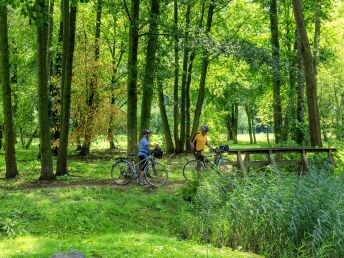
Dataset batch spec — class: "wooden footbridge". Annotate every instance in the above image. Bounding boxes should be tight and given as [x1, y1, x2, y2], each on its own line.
[224, 147, 337, 176]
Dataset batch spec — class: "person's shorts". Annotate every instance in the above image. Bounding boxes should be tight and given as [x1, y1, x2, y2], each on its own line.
[139, 155, 148, 171]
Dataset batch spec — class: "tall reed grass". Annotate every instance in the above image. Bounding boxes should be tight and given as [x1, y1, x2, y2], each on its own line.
[181, 163, 344, 257]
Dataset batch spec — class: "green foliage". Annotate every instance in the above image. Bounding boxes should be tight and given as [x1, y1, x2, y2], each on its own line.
[183, 165, 344, 257]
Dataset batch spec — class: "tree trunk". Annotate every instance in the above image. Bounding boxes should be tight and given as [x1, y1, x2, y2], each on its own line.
[140, 0, 160, 132]
[56, 2, 77, 175]
[157, 81, 174, 153]
[252, 118, 257, 144]
[36, 0, 54, 180]
[50, 0, 63, 156]
[292, 0, 322, 146]
[0, 3, 18, 178]
[80, 0, 102, 156]
[225, 115, 233, 141]
[180, 3, 191, 153]
[127, 0, 140, 154]
[0, 123, 3, 150]
[191, 0, 215, 136]
[269, 0, 283, 143]
[185, 1, 205, 152]
[313, 0, 320, 82]
[173, 0, 181, 152]
[246, 106, 253, 144]
[295, 29, 305, 145]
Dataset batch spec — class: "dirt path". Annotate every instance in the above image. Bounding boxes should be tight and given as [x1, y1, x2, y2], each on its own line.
[0, 178, 186, 192]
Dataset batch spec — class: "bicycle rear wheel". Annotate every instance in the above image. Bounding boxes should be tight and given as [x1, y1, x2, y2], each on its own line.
[145, 162, 168, 186]
[183, 159, 204, 182]
[111, 159, 133, 185]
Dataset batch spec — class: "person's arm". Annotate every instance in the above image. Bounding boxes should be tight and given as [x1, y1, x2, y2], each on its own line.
[206, 137, 214, 150]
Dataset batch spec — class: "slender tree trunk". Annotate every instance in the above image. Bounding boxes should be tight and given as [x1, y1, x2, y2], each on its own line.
[191, 0, 216, 136]
[180, 3, 191, 152]
[50, 0, 63, 156]
[185, 1, 205, 152]
[292, 0, 322, 146]
[295, 29, 305, 145]
[140, 0, 160, 132]
[36, 0, 54, 180]
[269, 0, 283, 143]
[313, 0, 320, 82]
[157, 80, 174, 153]
[0, 124, 3, 150]
[0, 2, 18, 178]
[225, 114, 233, 141]
[127, 0, 140, 154]
[252, 118, 257, 144]
[80, 0, 102, 156]
[173, 0, 181, 152]
[246, 106, 253, 144]
[56, 2, 77, 175]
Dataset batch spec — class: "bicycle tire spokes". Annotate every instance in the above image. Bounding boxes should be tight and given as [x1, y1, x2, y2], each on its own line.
[145, 162, 168, 186]
[111, 160, 133, 185]
[183, 159, 205, 182]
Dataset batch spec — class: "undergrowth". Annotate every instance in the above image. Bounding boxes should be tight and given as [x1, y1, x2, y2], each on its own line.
[180, 163, 344, 257]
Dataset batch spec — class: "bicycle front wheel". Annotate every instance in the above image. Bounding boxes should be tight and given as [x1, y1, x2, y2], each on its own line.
[217, 158, 234, 176]
[145, 162, 168, 186]
[111, 159, 133, 185]
[183, 159, 204, 182]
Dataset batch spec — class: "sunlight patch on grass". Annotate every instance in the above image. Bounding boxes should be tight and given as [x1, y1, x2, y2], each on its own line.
[0, 233, 260, 258]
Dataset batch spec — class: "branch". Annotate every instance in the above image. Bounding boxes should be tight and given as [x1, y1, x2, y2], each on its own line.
[122, 0, 131, 22]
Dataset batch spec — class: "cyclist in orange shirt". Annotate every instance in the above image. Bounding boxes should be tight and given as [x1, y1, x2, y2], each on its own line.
[190, 125, 214, 160]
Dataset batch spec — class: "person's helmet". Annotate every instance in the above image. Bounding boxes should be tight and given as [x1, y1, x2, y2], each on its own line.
[200, 125, 209, 132]
[143, 128, 152, 135]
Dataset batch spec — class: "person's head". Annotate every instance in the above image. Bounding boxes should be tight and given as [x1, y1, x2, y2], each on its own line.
[143, 128, 152, 137]
[200, 125, 209, 135]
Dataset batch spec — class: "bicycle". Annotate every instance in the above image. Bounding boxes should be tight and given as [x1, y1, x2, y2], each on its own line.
[182, 147, 233, 182]
[111, 147, 168, 186]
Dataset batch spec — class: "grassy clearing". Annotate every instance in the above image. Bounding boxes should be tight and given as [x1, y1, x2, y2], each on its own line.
[0, 185, 259, 257]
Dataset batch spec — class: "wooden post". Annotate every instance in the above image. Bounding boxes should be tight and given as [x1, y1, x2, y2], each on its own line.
[301, 149, 309, 173]
[237, 151, 247, 177]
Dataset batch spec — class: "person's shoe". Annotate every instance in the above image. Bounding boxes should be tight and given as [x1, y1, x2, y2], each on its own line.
[139, 179, 146, 186]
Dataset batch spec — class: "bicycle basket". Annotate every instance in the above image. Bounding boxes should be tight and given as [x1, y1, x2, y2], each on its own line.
[153, 147, 163, 159]
[219, 144, 230, 152]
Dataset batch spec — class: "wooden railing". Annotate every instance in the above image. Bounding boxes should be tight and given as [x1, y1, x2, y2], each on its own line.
[223, 147, 337, 176]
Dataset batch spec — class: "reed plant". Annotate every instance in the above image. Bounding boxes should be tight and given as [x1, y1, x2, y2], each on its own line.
[181, 163, 344, 257]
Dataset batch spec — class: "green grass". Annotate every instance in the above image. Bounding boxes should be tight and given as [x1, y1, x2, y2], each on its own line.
[0, 186, 258, 257]
[0, 139, 260, 258]
[0, 135, 342, 257]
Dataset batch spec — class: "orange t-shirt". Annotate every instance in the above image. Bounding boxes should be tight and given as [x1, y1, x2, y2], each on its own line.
[191, 133, 209, 153]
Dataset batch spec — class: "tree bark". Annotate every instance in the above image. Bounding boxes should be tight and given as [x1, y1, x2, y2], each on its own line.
[295, 29, 305, 145]
[313, 0, 320, 83]
[0, 2, 18, 178]
[191, 0, 215, 136]
[56, 2, 77, 175]
[140, 0, 160, 132]
[292, 0, 322, 146]
[127, 0, 140, 154]
[269, 0, 283, 143]
[157, 80, 174, 153]
[246, 105, 253, 144]
[185, 1, 205, 152]
[173, 0, 181, 152]
[36, 0, 54, 180]
[179, 3, 191, 152]
[50, 0, 63, 156]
